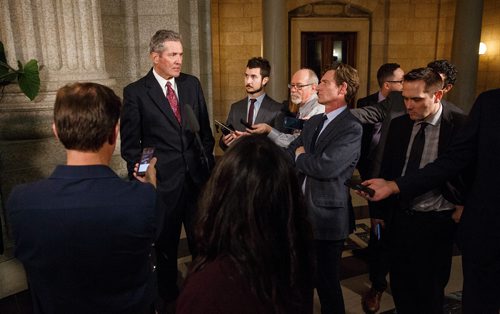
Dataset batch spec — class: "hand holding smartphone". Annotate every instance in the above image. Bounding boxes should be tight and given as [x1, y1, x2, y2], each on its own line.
[137, 147, 155, 176]
[214, 120, 235, 135]
[344, 179, 375, 197]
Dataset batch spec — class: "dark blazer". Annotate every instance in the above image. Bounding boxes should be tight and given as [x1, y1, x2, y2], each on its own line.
[356, 92, 381, 179]
[7, 165, 157, 314]
[373, 101, 467, 219]
[219, 95, 285, 149]
[394, 89, 500, 313]
[121, 70, 215, 201]
[288, 109, 362, 240]
[351, 91, 407, 178]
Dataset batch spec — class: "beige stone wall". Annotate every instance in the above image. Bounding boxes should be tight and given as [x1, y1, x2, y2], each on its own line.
[211, 0, 263, 155]
[477, 0, 500, 94]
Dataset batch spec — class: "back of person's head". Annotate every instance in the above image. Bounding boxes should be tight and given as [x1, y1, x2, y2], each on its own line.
[323, 62, 360, 106]
[247, 57, 271, 78]
[376, 63, 401, 88]
[193, 135, 313, 310]
[427, 59, 457, 86]
[54, 82, 121, 152]
[149, 29, 182, 53]
[404, 67, 443, 94]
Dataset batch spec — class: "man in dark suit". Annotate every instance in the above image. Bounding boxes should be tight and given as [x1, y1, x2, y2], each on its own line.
[365, 68, 467, 313]
[219, 57, 284, 149]
[120, 30, 215, 308]
[288, 63, 362, 314]
[8, 83, 158, 314]
[364, 88, 500, 314]
[356, 63, 404, 312]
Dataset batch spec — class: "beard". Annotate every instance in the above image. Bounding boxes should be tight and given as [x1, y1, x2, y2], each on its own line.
[246, 82, 264, 95]
[290, 93, 302, 105]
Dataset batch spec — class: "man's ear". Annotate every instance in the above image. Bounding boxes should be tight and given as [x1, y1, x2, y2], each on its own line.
[150, 52, 159, 64]
[262, 76, 269, 86]
[108, 123, 119, 146]
[340, 82, 348, 95]
[52, 123, 59, 140]
[442, 83, 453, 94]
[434, 89, 444, 103]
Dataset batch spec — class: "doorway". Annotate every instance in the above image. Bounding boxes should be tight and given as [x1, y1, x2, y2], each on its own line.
[301, 32, 357, 78]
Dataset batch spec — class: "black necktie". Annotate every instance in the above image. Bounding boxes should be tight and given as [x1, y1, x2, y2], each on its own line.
[248, 98, 256, 124]
[310, 115, 327, 153]
[405, 122, 428, 175]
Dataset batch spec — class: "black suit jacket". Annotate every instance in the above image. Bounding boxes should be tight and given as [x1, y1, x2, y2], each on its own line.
[373, 102, 468, 219]
[121, 70, 215, 206]
[288, 109, 362, 240]
[356, 92, 381, 179]
[8, 166, 157, 314]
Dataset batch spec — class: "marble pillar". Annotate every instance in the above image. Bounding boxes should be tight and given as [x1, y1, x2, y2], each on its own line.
[448, 0, 484, 112]
[262, 0, 288, 103]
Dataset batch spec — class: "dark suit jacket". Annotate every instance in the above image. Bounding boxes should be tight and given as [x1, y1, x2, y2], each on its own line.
[219, 95, 285, 149]
[396, 89, 498, 237]
[121, 70, 215, 207]
[356, 92, 381, 179]
[351, 91, 407, 178]
[373, 101, 468, 219]
[288, 109, 362, 240]
[7, 165, 157, 314]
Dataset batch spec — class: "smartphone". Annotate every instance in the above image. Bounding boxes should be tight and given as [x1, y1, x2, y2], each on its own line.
[344, 179, 375, 197]
[137, 147, 155, 176]
[284, 116, 305, 130]
[214, 120, 235, 135]
[239, 118, 254, 130]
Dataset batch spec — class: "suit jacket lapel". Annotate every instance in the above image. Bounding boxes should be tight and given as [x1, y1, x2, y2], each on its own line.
[145, 70, 180, 129]
[394, 116, 414, 176]
[438, 104, 453, 155]
[255, 95, 271, 123]
[314, 109, 347, 152]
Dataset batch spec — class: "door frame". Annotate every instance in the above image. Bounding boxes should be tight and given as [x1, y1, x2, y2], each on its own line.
[290, 17, 370, 98]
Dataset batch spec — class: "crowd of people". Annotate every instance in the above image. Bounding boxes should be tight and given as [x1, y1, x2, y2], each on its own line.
[6, 28, 499, 314]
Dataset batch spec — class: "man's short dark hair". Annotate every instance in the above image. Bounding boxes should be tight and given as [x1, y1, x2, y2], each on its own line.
[427, 59, 457, 86]
[54, 83, 122, 152]
[247, 57, 271, 78]
[404, 67, 443, 95]
[377, 63, 401, 88]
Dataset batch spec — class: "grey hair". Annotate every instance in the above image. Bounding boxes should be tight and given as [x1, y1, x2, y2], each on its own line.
[303, 68, 319, 85]
[149, 30, 182, 53]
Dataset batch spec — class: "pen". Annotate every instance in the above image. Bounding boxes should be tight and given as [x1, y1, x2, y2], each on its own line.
[376, 224, 381, 240]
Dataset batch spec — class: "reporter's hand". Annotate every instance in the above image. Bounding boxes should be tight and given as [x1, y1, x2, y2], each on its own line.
[356, 178, 399, 201]
[133, 157, 157, 188]
[452, 205, 464, 223]
[248, 123, 271, 134]
[222, 132, 236, 146]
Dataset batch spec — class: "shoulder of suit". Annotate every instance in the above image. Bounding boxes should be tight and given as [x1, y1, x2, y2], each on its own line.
[263, 95, 283, 107]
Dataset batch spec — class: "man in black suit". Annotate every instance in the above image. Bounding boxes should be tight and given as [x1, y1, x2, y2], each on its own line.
[8, 83, 158, 314]
[219, 57, 284, 149]
[120, 30, 215, 308]
[356, 63, 404, 313]
[365, 68, 467, 313]
[364, 88, 500, 314]
[288, 63, 362, 314]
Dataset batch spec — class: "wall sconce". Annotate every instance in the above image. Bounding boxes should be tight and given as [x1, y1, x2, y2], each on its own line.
[479, 42, 487, 55]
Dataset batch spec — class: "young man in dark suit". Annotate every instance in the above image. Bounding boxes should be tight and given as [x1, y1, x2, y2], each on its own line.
[288, 63, 362, 314]
[356, 62, 404, 313]
[8, 83, 158, 314]
[365, 68, 467, 313]
[219, 57, 284, 149]
[364, 88, 500, 314]
[120, 30, 215, 309]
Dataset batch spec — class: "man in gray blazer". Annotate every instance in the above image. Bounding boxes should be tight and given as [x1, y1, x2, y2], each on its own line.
[219, 57, 284, 149]
[288, 63, 362, 314]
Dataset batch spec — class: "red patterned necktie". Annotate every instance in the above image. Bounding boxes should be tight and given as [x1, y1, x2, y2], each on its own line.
[248, 98, 257, 124]
[166, 82, 181, 123]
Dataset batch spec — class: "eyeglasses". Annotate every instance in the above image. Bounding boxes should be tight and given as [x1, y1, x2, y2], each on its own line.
[288, 83, 313, 90]
[386, 80, 403, 84]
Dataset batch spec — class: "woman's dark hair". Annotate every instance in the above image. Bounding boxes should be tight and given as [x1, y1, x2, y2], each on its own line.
[191, 135, 313, 312]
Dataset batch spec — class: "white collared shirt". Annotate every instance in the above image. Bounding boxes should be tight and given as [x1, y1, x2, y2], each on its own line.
[152, 68, 178, 98]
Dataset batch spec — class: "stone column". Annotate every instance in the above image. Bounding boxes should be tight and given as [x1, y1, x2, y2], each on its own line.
[0, 0, 113, 298]
[263, 0, 288, 103]
[448, 0, 484, 112]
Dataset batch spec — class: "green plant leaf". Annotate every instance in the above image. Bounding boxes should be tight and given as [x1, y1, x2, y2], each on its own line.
[18, 59, 40, 100]
[0, 71, 18, 85]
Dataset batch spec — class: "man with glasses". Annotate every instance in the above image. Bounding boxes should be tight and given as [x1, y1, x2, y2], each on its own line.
[248, 68, 324, 147]
[219, 57, 284, 149]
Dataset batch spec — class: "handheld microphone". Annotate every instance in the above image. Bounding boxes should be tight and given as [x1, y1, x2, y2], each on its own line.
[184, 105, 210, 175]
